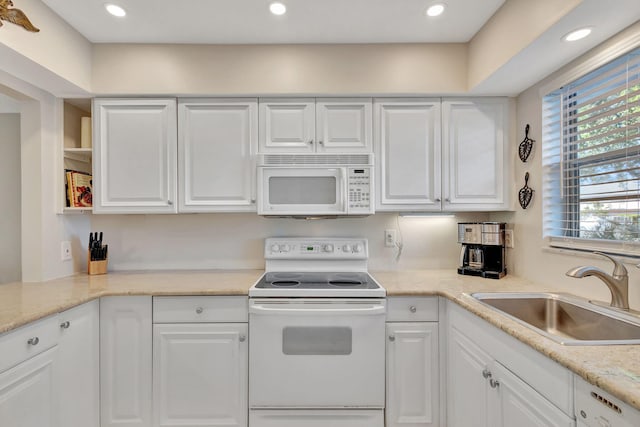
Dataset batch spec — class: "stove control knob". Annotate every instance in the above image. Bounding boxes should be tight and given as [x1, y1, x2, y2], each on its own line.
[353, 244, 363, 253]
[323, 244, 334, 253]
[342, 244, 352, 253]
[270, 244, 281, 253]
[281, 244, 291, 252]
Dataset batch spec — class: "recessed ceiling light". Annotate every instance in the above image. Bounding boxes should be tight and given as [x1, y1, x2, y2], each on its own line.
[426, 3, 445, 17]
[105, 4, 126, 17]
[269, 2, 287, 15]
[563, 27, 592, 42]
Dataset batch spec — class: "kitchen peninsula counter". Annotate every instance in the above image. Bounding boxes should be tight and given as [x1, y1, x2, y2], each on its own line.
[2, 268, 640, 411]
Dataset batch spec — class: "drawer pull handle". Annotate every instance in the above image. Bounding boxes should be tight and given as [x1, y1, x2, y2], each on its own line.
[60, 321, 71, 329]
[489, 378, 500, 389]
[195, 307, 204, 314]
[27, 337, 40, 346]
[409, 305, 417, 313]
[389, 335, 395, 342]
[239, 335, 246, 342]
[482, 369, 492, 379]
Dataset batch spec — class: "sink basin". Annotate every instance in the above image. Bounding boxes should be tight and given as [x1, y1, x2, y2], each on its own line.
[468, 292, 640, 345]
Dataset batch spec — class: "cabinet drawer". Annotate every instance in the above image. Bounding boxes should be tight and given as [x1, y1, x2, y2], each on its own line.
[153, 296, 248, 323]
[386, 297, 438, 321]
[0, 315, 59, 374]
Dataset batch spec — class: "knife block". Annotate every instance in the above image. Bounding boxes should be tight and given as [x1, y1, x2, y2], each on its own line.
[88, 250, 108, 275]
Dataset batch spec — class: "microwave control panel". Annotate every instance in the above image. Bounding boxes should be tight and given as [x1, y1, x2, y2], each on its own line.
[347, 167, 373, 214]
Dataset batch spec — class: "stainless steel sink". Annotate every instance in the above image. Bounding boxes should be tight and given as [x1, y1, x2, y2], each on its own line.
[468, 292, 640, 345]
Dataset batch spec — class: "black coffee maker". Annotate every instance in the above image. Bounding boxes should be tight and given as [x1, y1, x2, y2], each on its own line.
[457, 222, 506, 279]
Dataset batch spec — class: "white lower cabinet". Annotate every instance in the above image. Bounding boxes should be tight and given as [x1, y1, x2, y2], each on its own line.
[56, 300, 100, 427]
[386, 297, 440, 427]
[446, 301, 575, 427]
[0, 346, 58, 427]
[100, 296, 153, 427]
[152, 296, 248, 427]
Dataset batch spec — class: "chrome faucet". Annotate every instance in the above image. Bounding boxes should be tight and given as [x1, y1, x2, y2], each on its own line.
[566, 252, 629, 310]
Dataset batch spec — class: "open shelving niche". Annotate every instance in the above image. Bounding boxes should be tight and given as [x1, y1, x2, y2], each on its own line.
[62, 99, 93, 214]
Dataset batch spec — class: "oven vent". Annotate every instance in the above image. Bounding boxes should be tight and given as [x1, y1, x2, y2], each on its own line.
[259, 153, 373, 166]
[590, 391, 623, 414]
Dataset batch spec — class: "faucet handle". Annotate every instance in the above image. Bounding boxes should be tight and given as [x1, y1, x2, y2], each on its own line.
[593, 252, 627, 277]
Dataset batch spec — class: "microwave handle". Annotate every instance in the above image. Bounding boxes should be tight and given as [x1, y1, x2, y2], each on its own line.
[341, 168, 348, 213]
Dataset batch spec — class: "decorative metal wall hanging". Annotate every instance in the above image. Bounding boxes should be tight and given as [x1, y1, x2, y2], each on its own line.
[518, 172, 534, 209]
[0, 0, 40, 32]
[518, 124, 535, 162]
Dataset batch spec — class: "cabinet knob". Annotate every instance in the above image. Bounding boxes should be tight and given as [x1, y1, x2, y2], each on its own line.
[489, 378, 500, 389]
[27, 337, 40, 346]
[60, 321, 71, 329]
[409, 305, 417, 313]
[435, 198, 441, 202]
[482, 369, 492, 379]
[168, 200, 173, 206]
[239, 335, 246, 342]
[308, 140, 313, 145]
[318, 140, 324, 145]
[195, 307, 204, 314]
[445, 198, 450, 202]
[251, 199, 256, 204]
[389, 335, 395, 342]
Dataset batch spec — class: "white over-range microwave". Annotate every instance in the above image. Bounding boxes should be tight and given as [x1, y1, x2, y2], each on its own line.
[257, 153, 374, 217]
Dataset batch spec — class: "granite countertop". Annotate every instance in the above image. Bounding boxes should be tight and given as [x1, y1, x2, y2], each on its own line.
[2, 268, 640, 412]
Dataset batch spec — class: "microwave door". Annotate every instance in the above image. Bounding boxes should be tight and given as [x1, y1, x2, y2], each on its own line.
[259, 168, 345, 215]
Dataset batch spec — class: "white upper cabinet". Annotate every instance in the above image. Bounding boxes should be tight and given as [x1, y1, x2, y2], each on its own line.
[93, 99, 178, 214]
[375, 99, 441, 211]
[259, 98, 372, 153]
[442, 98, 511, 211]
[178, 99, 257, 212]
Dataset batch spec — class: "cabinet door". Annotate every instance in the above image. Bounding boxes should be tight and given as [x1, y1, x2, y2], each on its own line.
[375, 99, 442, 211]
[447, 325, 492, 427]
[0, 347, 57, 427]
[316, 98, 372, 153]
[259, 98, 315, 153]
[101, 296, 152, 427]
[386, 322, 439, 427]
[178, 99, 257, 212]
[442, 98, 510, 211]
[93, 99, 177, 213]
[153, 323, 248, 427]
[56, 300, 99, 427]
[488, 362, 574, 427]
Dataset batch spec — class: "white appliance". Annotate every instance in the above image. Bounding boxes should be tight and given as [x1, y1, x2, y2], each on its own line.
[249, 237, 386, 427]
[257, 154, 374, 217]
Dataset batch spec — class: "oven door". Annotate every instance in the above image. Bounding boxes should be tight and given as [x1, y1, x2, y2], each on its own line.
[249, 298, 386, 408]
[258, 167, 346, 215]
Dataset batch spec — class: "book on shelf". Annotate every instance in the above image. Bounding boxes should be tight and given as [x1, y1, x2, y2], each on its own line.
[65, 170, 92, 208]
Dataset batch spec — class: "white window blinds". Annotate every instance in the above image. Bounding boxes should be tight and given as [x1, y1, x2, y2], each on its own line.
[542, 48, 640, 255]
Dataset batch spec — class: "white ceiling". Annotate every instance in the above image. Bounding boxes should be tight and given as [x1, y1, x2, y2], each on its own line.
[40, 0, 506, 44]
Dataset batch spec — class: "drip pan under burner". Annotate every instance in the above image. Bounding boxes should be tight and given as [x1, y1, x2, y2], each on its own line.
[271, 280, 301, 287]
[329, 280, 363, 287]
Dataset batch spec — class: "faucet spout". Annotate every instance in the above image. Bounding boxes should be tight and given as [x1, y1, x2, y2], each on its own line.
[565, 252, 629, 310]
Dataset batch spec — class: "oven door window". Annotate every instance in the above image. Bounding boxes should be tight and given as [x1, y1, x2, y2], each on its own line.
[269, 177, 337, 205]
[282, 326, 352, 355]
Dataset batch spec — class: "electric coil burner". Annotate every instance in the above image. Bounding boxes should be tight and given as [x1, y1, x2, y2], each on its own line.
[249, 238, 385, 298]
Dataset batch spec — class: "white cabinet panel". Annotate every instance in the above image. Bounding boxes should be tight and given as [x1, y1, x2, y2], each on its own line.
[100, 296, 152, 427]
[259, 99, 315, 153]
[316, 99, 372, 152]
[93, 99, 177, 213]
[178, 99, 257, 212]
[0, 347, 57, 427]
[386, 322, 439, 427]
[374, 99, 441, 211]
[442, 98, 510, 211]
[153, 323, 248, 427]
[56, 300, 99, 427]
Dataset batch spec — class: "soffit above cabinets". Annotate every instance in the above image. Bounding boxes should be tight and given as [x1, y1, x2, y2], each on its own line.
[40, 0, 505, 44]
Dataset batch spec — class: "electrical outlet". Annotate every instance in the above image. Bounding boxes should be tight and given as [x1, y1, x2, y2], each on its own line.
[385, 229, 397, 247]
[504, 229, 514, 248]
[61, 241, 72, 261]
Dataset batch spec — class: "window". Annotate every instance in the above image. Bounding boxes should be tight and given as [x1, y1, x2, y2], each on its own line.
[543, 47, 640, 255]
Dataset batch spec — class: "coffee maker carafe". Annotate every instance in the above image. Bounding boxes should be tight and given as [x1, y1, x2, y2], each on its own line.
[457, 222, 506, 279]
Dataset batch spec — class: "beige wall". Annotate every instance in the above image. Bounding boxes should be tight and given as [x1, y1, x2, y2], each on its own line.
[0, 112, 21, 283]
[492, 21, 640, 309]
[92, 43, 468, 95]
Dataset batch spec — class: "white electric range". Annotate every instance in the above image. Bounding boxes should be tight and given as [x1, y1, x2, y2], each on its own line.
[248, 237, 386, 427]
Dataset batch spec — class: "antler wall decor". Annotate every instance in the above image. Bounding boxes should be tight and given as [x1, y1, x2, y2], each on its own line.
[0, 0, 40, 32]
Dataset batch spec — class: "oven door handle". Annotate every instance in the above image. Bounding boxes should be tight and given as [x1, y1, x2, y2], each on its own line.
[249, 303, 386, 316]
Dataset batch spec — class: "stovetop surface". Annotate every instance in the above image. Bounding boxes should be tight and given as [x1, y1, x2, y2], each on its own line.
[254, 271, 380, 290]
